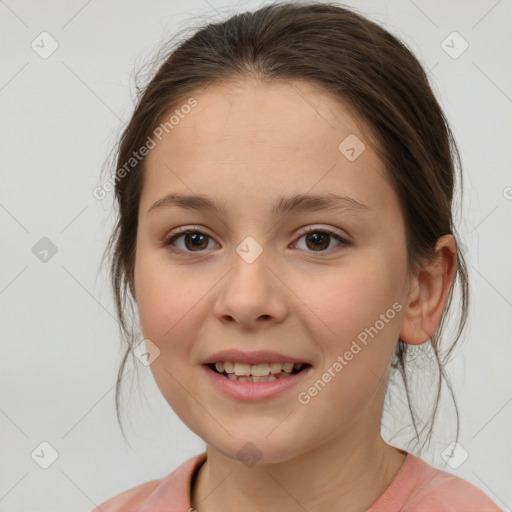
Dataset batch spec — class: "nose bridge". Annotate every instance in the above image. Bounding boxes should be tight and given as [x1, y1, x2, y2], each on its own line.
[229, 235, 272, 301]
[214, 235, 287, 326]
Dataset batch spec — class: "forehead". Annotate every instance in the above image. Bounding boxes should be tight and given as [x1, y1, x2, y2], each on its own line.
[149, 78, 370, 157]
[141, 79, 392, 214]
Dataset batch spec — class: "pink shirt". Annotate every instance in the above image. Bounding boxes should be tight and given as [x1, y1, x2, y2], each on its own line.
[91, 451, 502, 511]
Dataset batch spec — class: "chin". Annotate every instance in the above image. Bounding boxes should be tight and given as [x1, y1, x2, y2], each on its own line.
[203, 431, 309, 466]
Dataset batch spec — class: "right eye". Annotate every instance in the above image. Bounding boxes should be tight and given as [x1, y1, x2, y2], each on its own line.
[163, 228, 219, 253]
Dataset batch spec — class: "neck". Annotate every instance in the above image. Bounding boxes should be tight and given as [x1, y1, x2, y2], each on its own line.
[191, 426, 407, 512]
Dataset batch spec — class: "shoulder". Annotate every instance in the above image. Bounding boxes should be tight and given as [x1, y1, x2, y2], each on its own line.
[89, 452, 207, 512]
[90, 478, 162, 512]
[401, 454, 503, 511]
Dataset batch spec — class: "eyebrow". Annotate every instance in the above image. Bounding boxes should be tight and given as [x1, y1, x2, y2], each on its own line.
[147, 192, 371, 216]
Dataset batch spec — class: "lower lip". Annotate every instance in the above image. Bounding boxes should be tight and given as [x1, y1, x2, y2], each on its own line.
[202, 364, 314, 402]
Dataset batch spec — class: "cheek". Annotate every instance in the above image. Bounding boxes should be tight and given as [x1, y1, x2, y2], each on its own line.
[134, 253, 205, 416]
[134, 250, 197, 339]
[297, 256, 403, 348]
[133, 250, 214, 398]
[293, 262, 402, 428]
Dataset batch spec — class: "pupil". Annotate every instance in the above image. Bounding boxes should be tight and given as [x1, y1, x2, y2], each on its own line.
[307, 232, 329, 251]
[186, 233, 208, 250]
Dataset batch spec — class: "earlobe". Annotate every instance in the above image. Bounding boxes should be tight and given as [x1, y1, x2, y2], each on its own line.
[399, 234, 457, 346]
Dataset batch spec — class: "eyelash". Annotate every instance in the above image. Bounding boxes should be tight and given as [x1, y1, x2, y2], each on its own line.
[163, 225, 350, 254]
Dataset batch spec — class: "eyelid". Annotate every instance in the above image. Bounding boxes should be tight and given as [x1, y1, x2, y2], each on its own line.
[163, 225, 215, 246]
[294, 224, 349, 241]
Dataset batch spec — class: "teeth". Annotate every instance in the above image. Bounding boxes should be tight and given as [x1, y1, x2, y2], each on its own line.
[212, 361, 306, 378]
[282, 362, 294, 372]
[234, 362, 251, 376]
[252, 375, 274, 382]
[228, 373, 278, 382]
[270, 362, 283, 373]
[250, 363, 270, 377]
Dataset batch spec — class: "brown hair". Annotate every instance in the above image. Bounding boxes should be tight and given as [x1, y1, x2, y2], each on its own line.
[100, 1, 468, 454]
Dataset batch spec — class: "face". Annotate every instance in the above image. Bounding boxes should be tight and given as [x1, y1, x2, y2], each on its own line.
[134, 79, 412, 463]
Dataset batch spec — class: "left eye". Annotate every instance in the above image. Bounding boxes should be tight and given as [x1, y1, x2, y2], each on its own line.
[293, 228, 348, 252]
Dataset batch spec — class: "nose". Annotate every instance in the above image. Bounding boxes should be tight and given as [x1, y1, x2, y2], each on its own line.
[213, 249, 289, 330]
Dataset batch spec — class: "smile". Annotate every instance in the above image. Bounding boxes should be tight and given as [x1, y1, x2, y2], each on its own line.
[203, 362, 313, 401]
[208, 361, 308, 382]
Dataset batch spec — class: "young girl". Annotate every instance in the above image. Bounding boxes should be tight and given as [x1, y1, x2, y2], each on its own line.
[92, 2, 502, 510]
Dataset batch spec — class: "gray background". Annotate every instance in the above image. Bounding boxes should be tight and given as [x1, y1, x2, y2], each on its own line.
[1, 0, 511, 510]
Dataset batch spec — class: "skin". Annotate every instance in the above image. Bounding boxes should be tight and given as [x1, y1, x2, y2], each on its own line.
[133, 78, 457, 512]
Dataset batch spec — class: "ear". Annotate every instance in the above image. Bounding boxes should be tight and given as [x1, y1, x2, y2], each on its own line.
[399, 234, 458, 345]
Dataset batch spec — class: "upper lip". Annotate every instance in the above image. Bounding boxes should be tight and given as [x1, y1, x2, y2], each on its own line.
[202, 349, 311, 365]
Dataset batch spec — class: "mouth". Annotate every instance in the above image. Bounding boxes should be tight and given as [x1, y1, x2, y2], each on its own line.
[205, 361, 311, 383]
